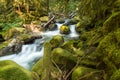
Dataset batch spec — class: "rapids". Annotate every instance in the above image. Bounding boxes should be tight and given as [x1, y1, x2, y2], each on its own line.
[0, 22, 79, 69]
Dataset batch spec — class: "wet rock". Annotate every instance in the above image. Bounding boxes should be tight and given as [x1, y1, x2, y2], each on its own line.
[60, 25, 70, 34]
[56, 19, 65, 23]
[49, 35, 64, 48]
[0, 38, 23, 56]
[0, 60, 33, 80]
[64, 19, 78, 25]
[48, 23, 57, 31]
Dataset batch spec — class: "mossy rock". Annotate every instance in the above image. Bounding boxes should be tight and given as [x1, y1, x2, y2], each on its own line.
[72, 66, 102, 80]
[75, 22, 86, 34]
[2, 27, 26, 40]
[60, 25, 70, 34]
[49, 35, 64, 48]
[0, 39, 12, 50]
[32, 58, 43, 77]
[102, 12, 120, 34]
[110, 69, 120, 80]
[40, 16, 49, 22]
[0, 60, 33, 80]
[56, 19, 65, 23]
[51, 48, 77, 69]
[97, 30, 120, 67]
[48, 23, 57, 31]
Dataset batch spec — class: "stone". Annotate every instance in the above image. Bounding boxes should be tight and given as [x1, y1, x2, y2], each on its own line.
[49, 35, 64, 48]
[60, 25, 70, 34]
[48, 23, 57, 31]
[0, 60, 33, 80]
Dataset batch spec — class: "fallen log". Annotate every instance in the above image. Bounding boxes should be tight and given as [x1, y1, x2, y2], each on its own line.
[43, 15, 55, 28]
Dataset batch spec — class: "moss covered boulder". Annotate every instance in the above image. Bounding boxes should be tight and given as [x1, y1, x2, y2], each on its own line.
[49, 35, 64, 48]
[2, 27, 26, 40]
[51, 48, 77, 69]
[72, 66, 102, 80]
[32, 58, 43, 78]
[40, 16, 49, 22]
[60, 25, 70, 34]
[48, 23, 57, 31]
[0, 60, 33, 80]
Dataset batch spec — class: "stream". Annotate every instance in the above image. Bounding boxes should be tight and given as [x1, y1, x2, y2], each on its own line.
[0, 22, 79, 70]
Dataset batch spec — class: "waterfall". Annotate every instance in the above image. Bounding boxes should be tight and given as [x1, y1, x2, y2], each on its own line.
[0, 22, 79, 69]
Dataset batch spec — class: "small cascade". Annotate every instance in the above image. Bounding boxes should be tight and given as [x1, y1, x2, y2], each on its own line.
[0, 21, 79, 69]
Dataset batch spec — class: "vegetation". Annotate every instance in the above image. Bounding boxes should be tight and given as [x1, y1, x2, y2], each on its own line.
[0, 0, 120, 80]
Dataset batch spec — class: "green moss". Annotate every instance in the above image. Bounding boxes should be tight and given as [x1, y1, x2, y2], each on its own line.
[40, 16, 49, 22]
[110, 69, 120, 80]
[72, 66, 102, 80]
[60, 25, 70, 34]
[0, 39, 12, 50]
[17, 34, 32, 41]
[32, 58, 43, 77]
[2, 27, 25, 40]
[49, 35, 64, 48]
[0, 60, 33, 80]
[102, 12, 120, 34]
[51, 48, 77, 69]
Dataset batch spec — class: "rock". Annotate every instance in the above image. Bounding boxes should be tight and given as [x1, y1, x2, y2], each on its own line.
[32, 58, 43, 79]
[0, 38, 23, 56]
[64, 19, 78, 25]
[51, 48, 77, 69]
[2, 27, 26, 40]
[0, 60, 33, 80]
[60, 25, 70, 34]
[40, 16, 49, 22]
[72, 66, 102, 80]
[49, 35, 64, 48]
[56, 19, 65, 23]
[110, 69, 120, 80]
[48, 23, 57, 31]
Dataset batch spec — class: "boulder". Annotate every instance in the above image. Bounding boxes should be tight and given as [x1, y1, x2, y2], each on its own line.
[0, 60, 33, 80]
[72, 66, 102, 80]
[51, 48, 77, 69]
[0, 38, 23, 56]
[56, 19, 65, 23]
[49, 35, 64, 48]
[32, 58, 43, 79]
[40, 16, 49, 22]
[64, 19, 78, 25]
[48, 23, 57, 31]
[2, 27, 26, 40]
[60, 25, 70, 34]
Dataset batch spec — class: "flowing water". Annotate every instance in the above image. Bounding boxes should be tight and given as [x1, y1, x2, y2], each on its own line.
[0, 23, 79, 69]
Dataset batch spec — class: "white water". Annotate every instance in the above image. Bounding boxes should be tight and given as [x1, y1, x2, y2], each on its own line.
[0, 23, 79, 69]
